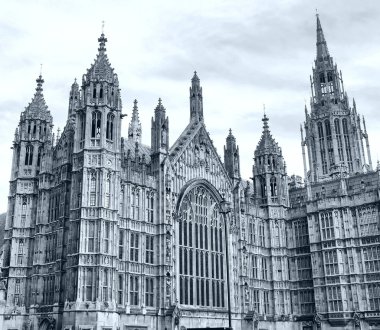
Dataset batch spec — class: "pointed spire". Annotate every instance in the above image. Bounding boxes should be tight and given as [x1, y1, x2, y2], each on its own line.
[190, 71, 203, 122]
[316, 14, 330, 61]
[128, 99, 142, 143]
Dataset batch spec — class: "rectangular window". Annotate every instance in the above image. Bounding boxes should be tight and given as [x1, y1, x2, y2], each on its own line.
[86, 268, 93, 301]
[253, 289, 260, 312]
[320, 211, 334, 240]
[252, 255, 258, 279]
[104, 222, 110, 254]
[324, 250, 339, 275]
[264, 291, 270, 314]
[368, 283, 380, 311]
[118, 274, 123, 305]
[88, 221, 95, 252]
[145, 235, 154, 264]
[130, 275, 139, 305]
[327, 286, 342, 311]
[118, 230, 124, 259]
[130, 232, 139, 262]
[262, 257, 268, 280]
[145, 277, 154, 307]
[103, 269, 109, 301]
[145, 193, 154, 223]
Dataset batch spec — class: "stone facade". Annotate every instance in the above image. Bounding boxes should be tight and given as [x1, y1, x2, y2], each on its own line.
[0, 15, 379, 330]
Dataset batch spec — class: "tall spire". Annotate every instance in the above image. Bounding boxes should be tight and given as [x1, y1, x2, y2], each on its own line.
[128, 99, 142, 143]
[316, 14, 329, 61]
[189, 71, 203, 122]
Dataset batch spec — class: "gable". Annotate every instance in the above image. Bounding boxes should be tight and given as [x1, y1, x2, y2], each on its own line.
[168, 121, 232, 194]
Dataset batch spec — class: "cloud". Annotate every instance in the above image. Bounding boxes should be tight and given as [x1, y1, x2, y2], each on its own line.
[0, 0, 380, 212]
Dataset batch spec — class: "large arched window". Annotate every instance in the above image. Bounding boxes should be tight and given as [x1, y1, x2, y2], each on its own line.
[106, 113, 114, 140]
[178, 185, 226, 308]
[91, 111, 101, 138]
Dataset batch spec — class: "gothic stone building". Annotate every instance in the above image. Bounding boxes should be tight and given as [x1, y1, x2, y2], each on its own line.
[0, 15, 379, 330]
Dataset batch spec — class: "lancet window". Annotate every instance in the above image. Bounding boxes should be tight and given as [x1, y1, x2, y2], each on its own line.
[106, 113, 114, 140]
[178, 185, 226, 308]
[342, 119, 353, 171]
[25, 145, 34, 166]
[334, 119, 344, 162]
[91, 111, 101, 139]
[318, 122, 327, 174]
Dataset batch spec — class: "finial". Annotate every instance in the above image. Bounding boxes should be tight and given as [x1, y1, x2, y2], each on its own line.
[158, 97, 162, 105]
[35, 74, 44, 93]
[229, 128, 232, 135]
[40, 64, 43, 76]
[262, 112, 269, 131]
[263, 104, 266, 115]
[98, 25, 107, 54]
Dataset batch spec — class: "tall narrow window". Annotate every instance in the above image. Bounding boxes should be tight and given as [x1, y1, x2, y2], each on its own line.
[145, 235, 154, 264]
[88, 221, 95, 252]
[106, 113, 114, 140]
[145, 192, 154, 223]
[334, 119, 344, 162]
[118, 274, 123, 305]
[90, 174, 96, 206]
[25, 145, 34, 166]
[91, 111, 101, 138]
[145, 277, 154, 307]
[37, 147, 42, 167]
[118, 230, 124, 259]
[325, 120, 334, 166]
[103, 269, 108, 301]
[270, 176, 277, 197]
[105, 174, 111, 208]
[99, 87, 103, 99]
[86, 268, 93, 301]
[80, 113, 86, 140]
[318, 122, 327, 174]
[130, 275, 139, 305]
[104, 222, 110, 254]
[342, 119, 353, 172]
[130, 232, 139, 262]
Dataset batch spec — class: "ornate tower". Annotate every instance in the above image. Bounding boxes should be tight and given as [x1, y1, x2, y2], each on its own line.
[2, 75, 53, 309]
[189, 71, 203, 122]
[66, 31, 122, 313]
[224, 129, 241, 180]
[253, 114, 288, 206]
[303, 15, 371, 182]
[151, 98, 169, 156]
[128, 99, 142, 143]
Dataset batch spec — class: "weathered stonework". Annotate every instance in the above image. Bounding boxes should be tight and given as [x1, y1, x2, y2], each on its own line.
[0, 15, 379, 330]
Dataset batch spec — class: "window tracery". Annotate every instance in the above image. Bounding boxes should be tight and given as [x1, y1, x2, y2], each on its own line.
[178, 185, 226, 307]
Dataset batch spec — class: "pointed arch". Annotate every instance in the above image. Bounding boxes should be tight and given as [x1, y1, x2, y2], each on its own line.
[106, 112, 114, 140]
[25, 145, 34, 166]
[91, 111, 102, 138]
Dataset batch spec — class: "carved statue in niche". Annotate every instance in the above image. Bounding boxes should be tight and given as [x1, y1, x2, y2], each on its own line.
[161, 128, 167, 146]
[166, 231, 172, 263]
[166, 272, 172, 305]
[244, 284, 249, 304]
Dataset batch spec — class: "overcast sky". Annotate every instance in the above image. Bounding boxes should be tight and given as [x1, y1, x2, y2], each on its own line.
[1, 0, 380, 213]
